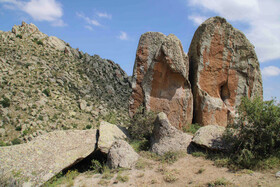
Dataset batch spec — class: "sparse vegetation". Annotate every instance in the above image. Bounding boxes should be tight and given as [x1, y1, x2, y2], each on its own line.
[116, 174, 129, 183]
[207, 177, 230, 186]
[11, 138, 21, 145]
[0, 96, 11, 108]
[43, 170, 79, 187]
[16, 34, 22, 39]
[128, 106, 157, 141]
[225, 97, 280, 169]
[182, 123, 201, 134]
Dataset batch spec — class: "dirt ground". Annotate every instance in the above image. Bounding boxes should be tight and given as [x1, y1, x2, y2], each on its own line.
[69, 154, 280, 187]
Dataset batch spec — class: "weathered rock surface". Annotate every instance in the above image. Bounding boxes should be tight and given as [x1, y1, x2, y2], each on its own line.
[107, 140, 139, 169]
[150, 112, 193, 155]
[0, 130, 97, 186]
[98, 121, 128, 154]
[129, 32, 193, 129]
[189, 16, 263, 126]
[192, 125, 226, 150]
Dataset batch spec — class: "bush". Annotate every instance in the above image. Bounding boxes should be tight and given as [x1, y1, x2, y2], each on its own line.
[16, 34, 22, 39]
[0, 96, 10, 108]
[182, 123, 201, 134]
[226, 97, 280, 169]
[36, 40, 43, 46]
[86, 124, 92, 129]
[11, 138, 21, 145]
[128, 106, 156, 141]
[42, 88, 50, 97]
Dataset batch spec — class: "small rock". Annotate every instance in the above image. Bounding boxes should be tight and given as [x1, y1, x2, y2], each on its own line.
[150, 112, 193, 155]
[192, 125, 226, 150]
[79, 100, 87, 111]
[276, 171, 280, 178]
[98, 121, 128, 154]
[107, 140, 139, 169]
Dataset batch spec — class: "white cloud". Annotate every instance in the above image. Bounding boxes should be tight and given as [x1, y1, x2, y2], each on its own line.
[118, 31, 128, 40]
[97, 12, 112, 19]
[0, 0, 66, 26]
[188, 15, 207, 25]
[84, 25, 93, 31]
[187, 0, 280, 63]
[262, 66, 280, 77]
[76, 12, 101, 26]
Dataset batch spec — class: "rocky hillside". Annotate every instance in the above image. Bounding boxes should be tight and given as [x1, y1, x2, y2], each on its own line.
[0, 22, 131, 145]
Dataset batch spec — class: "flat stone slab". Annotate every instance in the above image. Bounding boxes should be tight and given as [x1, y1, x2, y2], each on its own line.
[0, 129, 97, 186]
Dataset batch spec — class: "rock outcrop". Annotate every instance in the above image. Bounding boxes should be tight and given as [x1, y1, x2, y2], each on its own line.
[192, 125, 226, 150]
[0, 130, 97, 186]
[98, 121, 128, 154]
[107, 140, 139, 169]
[189, 17, 263, 126]
[150, 112, 193, 155]
[129, 32, 193, 129]
[0, 21, 131, 144]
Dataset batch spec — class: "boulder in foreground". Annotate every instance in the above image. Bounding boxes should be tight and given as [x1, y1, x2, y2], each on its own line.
[98, 121, 128, 154]
[0, 130, 97, 186]
[150, 112, 193, 155]
[107, 140, 139, 169]
[192, 125, 226, 150]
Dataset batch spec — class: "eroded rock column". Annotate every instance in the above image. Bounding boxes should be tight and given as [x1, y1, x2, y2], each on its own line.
[129, 32, 193, 129]
[188, 16, 263, 126]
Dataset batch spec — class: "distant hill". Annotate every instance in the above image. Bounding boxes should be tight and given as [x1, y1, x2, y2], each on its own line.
[0, 21, 131, 145]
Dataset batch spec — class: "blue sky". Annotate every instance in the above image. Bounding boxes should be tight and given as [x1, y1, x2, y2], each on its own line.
[0, 0, 280, 101]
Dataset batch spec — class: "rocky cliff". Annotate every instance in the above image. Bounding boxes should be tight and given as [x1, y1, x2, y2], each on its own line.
[129, 32, 193, 129]
[188, 17, 263, 126]
[0, 22, 131, 145]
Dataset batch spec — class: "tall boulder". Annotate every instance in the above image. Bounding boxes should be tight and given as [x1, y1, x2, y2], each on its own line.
[189, 17, 263, 126]
[129, 32, 193, 129]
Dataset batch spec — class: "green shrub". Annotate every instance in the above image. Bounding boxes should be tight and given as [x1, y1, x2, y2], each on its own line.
[36, 40, 43, 45]
[86, 124, 92, 129]
[182, 123, 201, 134]
[160, 151, 186, 164]
[128, 106, 156, 141]
[116, 174, 129, 183]
[0, 96, 10, 108]
[16, 34, 22, 39]
[15, 126, 22, 131]
[42, 88, 50, 97]
[226, 97, 280, 169]
[11, 138, 21, 145]
[90, 160, 103, 173]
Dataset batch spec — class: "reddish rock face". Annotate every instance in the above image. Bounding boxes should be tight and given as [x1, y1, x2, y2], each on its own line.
[129, 32, 193, 129]
[189, 17, 263, 126]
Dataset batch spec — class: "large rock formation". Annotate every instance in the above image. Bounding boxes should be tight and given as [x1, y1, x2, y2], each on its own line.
[0, 130, 97, 186]
[150, 112, 193, 155]
[189, 17, 263, 126]
[129, 32, 193, 129]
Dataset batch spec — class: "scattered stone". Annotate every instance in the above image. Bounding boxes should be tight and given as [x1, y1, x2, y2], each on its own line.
[150, 112, 193, 155]
[276, 171, 280, 178]
[188, 16, 263, 126]
[129, 32, 193, 129]
[98, 121, 128, 154]
[107, 140, 139, 169]
[192, 125, 226, 150]
[0, 130, 97, 186]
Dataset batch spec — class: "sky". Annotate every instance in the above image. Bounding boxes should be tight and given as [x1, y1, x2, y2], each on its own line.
[0, 0, 279, 101]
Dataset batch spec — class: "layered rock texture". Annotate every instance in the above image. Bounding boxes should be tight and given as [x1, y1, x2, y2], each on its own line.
[189, 17, 263, 126]
[129, 32, 193, 129]
[0, 22, 131, 144]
